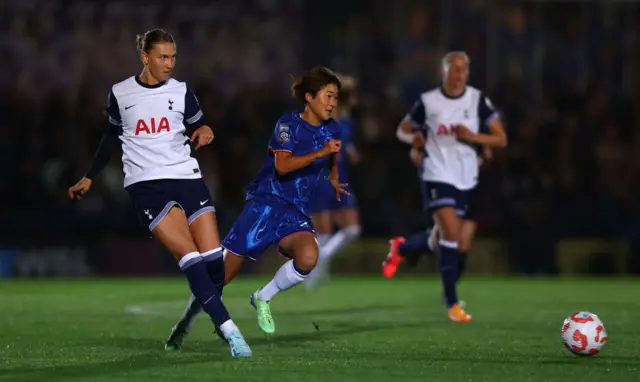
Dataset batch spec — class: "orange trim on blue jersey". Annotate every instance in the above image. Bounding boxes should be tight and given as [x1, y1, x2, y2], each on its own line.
[268, 147, 292, 154]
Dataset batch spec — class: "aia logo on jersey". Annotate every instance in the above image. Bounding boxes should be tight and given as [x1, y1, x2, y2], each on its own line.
[135, 117, 171, 135]
[436, 124, 458, 136]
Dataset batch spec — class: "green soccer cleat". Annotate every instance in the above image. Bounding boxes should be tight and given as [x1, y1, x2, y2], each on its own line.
[250, 290, 275, 334]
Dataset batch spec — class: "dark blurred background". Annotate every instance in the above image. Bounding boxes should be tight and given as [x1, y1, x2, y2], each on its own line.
[1, 0, 639, 278]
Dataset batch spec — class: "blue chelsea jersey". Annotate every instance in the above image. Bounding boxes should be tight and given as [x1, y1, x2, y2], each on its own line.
[245, 111, 342, 216]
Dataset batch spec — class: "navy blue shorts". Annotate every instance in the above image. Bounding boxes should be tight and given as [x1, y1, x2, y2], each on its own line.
[421, 181, 471, 217]
[308, 176, 357, 214]
[222, 195, 315, 261]
[125, 178, 215, 231]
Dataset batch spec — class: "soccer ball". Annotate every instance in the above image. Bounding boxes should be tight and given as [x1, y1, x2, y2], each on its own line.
[561, 311, 607, 356]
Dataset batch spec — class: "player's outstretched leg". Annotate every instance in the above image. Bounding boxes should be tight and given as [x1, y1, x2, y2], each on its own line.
[166, 248, 227, 350]
[382, 228, 436, 278]
[166, 217, 249, 350]
[165, 294, 204, 351]
[252, 231, 318, 334]
[155, 208, 251, 356]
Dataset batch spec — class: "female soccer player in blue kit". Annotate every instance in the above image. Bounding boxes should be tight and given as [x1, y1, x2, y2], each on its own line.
[166, 66, 349, 346]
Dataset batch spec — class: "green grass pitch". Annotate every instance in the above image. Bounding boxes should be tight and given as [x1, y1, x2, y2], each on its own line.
[0, 277, 638, 381]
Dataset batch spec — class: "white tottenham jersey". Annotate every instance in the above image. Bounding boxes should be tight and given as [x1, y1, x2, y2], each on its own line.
[405, 86, 499, 190]
[106, 76, 206, 187]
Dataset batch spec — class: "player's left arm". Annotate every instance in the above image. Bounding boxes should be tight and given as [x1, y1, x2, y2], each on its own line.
[457, 95, 507, 148]
[328, 153, 349, 201]
[70, 89, 121, 199]
[184, 87, 213, 150]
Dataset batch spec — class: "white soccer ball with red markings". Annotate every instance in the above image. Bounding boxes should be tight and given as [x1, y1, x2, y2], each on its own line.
[561, 312, 607, 356]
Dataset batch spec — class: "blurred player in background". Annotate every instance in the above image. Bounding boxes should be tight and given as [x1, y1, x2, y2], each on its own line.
[167, 66, 348, 341]
[67, 29, 251, 356]
[382, 51, 507, 322]
[305, 74, 361, 290]
[385, 144, 493, 307]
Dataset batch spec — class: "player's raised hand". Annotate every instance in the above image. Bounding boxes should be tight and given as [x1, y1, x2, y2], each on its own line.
[455, 124, 475, 142]
[321, 139, 342, 157]
[330, 178, 350, 202]
[68, 177, 93, 200]
[191, 125, 214, 150]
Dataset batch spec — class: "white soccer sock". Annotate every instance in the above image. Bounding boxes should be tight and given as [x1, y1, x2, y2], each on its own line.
[257, 260, 307, 302]
[317, 233, 331, 248]
[317, 225, 361, 265]
[219, 319, 239, 338]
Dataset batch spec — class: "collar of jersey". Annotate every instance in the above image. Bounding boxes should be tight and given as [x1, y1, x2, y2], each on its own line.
[293, 109, 330, 129]
[439, 85, 466, 100]
[135, 75, 167, 89]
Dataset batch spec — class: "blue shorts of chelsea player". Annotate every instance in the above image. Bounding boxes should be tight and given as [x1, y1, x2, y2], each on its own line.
[421, 181, 471, 217]
[126, 178, 215, 232]
[222, 195, 316, 261]
[308, 176, 357, 214]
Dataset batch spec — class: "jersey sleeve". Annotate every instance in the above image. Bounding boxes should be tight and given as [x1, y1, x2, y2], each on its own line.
[184, 87, 206, 130]
[404, 99, 426, 131]
[85, 125, 120, 179]
[269, 120, 296, 152]
[478, 93, 499, 128]
[105, 89, 122, 128]
[86, 90, 122, 179]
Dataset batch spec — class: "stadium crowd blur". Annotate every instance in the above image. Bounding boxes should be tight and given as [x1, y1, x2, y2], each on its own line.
[1, 1, 639, 273]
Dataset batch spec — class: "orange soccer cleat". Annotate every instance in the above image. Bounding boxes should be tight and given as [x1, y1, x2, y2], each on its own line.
[382, 237, 406, 278]
[448, 304, 472, 323]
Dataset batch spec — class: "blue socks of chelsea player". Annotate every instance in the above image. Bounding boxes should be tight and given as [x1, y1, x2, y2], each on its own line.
[438, 239, 460, 308]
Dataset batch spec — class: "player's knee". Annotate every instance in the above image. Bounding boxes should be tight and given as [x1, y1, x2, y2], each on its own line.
[153, 228, 198, 260]
[293, 247, 318, 273]
[440, 229, 459, 243]
[173, 243, 200, 261]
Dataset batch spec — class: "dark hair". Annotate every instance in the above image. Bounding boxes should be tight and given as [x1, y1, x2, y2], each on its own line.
[136, 29, 175, 54]
[291, 66, 342, 105]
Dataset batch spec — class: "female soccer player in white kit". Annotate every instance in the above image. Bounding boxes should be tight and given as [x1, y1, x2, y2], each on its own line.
[68, 29, 251, 356]
[383, 52, 507, 323]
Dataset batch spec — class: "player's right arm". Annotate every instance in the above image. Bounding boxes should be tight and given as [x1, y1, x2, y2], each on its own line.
[269, 121, 341, 176]
[397, 99, 426, 147]
[68, 90, 121, 200]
